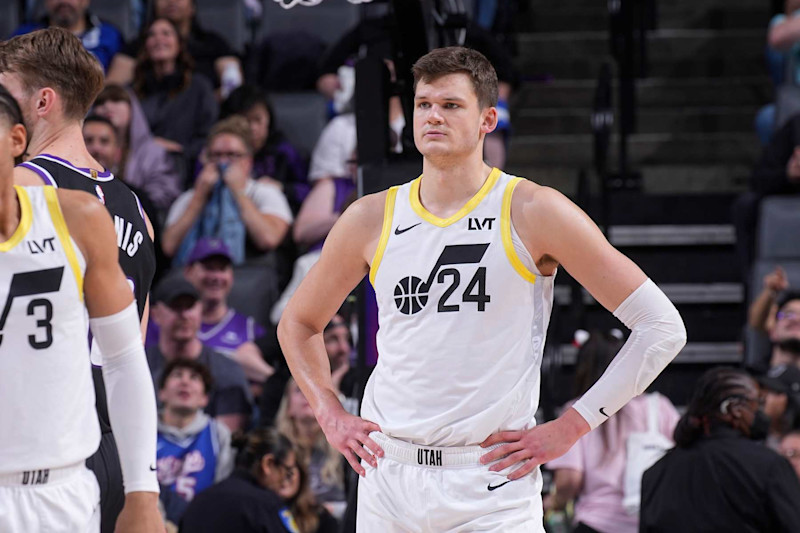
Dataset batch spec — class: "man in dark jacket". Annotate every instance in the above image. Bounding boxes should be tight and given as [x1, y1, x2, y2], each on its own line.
[640, 366, 800, 533]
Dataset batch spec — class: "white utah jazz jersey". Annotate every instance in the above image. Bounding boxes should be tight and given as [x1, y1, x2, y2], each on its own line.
[365, 169, 555, 447]
[0, 186, 99, 474]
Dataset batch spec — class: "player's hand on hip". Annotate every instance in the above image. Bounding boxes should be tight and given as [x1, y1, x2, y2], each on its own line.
[319, 405, 384, 477]
[114, 491, 165, 533]
[479, 417, 585, 481]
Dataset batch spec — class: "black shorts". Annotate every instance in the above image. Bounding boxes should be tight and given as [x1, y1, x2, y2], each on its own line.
[85, 432, 125, 533]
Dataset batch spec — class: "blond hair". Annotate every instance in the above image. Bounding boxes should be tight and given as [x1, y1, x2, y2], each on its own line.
[0, 28, 104, 120]
[206, 115, 254, 154]
[275, 379, 344, 493]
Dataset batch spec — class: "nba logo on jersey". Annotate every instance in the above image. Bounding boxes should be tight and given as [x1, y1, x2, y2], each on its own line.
[95, 184, 105, 205]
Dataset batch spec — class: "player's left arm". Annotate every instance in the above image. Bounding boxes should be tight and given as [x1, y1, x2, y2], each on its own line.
[481, 183, 686, 479]
[59, 190, 163, 532]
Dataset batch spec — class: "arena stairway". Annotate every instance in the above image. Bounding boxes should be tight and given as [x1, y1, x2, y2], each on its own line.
[508, 0, 772, 407]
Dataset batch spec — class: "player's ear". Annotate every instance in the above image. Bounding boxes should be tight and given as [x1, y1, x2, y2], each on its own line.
[10, 123, 27, 159]
[480, 106, 498, 135]
[35, 88, 58, 118]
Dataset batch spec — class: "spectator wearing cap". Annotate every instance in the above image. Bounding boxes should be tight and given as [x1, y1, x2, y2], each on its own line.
[156, 358, 235, 526]
[12, 0, 123, 72]
[161, 116, 293, 265]
[147, 275, 253, 432]
[763, 292, 800, 368]
[758, 364, 800, 449]
[183, 237, 275, 396]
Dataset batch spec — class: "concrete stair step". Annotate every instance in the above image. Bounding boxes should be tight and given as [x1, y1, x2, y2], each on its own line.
[508, 132, 761, 167]
[514, 106, 759, 135]
[504, 165, 750, 197]
[516, 29, 766, 79]
[514, 77, 771, 109]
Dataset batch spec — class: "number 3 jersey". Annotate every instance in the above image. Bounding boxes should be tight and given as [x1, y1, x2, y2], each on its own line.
[365, 169, 555, 447]
[0, 186, 99, 474]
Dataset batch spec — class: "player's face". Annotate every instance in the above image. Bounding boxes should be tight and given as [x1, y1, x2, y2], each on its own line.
[0, 73, 36, 136]
[185, 256, 233, 304]
[286, 381, 315, 420]
[93, 99, 131, 131]
[145, 19, 180, 64]
[160, 367, 208, 412]
[45, 0, 88, 28]
[244, 104, 270, 152]
[83, 122, 119, 171]
[773, 300, 800, 342]
[156, 0, 194, 25]
[323, 320, 350, 371]
[413, 73, 496, 163]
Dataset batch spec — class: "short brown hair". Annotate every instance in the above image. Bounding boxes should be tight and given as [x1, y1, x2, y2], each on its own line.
[159, 358, 214, 394]
[94, 84, 132, 107]
[207, 115, 254, 154]
[0, 28, 104, 121]
[412, 46, 498, 109]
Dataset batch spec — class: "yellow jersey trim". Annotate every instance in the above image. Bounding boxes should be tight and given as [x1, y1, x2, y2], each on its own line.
[43, 186, 84, 301]
[0, 186, 33, 252]
[409, 167, 501, 227]
[501, 178, 537, 284]
[369, 187, 399, 286]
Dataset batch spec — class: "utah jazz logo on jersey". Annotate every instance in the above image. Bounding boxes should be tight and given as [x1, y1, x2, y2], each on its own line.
[394, 244, 491, 315]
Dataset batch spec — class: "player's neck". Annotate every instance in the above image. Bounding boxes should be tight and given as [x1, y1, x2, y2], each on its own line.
[28, 122, 102, 171]
[202, 300, 229, 324]
[419, 157, 493, 217]
[0, 185, 22, 244]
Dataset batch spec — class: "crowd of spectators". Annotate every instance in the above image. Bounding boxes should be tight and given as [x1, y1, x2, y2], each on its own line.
[17, 1, 800, 532]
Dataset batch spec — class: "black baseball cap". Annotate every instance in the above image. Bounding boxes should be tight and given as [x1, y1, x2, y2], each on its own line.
[759, 365, 800, 395]
[153, 275, 199, 306]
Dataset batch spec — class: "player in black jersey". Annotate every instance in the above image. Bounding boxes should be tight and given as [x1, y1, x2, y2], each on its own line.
[1, 29, 162, 532]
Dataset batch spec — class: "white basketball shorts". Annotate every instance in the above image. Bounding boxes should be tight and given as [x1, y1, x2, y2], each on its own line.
[357, 432, 544, 533]
[0, 462, 101, 532]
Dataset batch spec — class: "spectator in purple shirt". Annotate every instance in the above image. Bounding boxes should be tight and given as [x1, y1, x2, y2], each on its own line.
[183, 237, 275, 397]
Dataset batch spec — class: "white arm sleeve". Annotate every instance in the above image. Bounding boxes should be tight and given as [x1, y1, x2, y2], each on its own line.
[90, 302, 159, 494]
[571, 279, 687, 430]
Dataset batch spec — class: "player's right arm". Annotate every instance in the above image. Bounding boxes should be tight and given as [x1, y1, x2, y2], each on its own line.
[58, 189, 163, 532]
[278, 191, 387, 476]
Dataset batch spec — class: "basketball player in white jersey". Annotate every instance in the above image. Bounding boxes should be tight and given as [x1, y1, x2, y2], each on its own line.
[278, 47, 687, 531]
[0, 84, 162, 532]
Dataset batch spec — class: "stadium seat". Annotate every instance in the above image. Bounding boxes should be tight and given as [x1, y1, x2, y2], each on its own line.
[257, 0, 360, 46]
[228, 257, 282, 328]
[194, 0, 248, 55]
[0, 2, 20, 40]
[269, 91, 329, 158]
[757, 196, 800, 259]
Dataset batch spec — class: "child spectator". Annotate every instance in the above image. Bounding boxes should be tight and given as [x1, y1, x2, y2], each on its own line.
[156, 359, 234, 525]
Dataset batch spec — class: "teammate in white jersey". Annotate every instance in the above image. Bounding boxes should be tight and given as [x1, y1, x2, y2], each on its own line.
[279, 47, 687, 531]
[0, 85, 162, 531]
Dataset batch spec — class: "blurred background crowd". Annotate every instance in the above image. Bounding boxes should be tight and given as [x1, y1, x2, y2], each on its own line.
[4, 0, 800, 531]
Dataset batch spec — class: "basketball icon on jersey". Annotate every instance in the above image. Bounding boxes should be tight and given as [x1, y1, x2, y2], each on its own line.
[392, 243, 491, 315]
[394, 276, 429, 315]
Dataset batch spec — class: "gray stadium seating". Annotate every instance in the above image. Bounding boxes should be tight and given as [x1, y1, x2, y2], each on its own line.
[228, 258, 282, 328]
[269, 91, 329, 158]
[757, 196, 800, 259]
[257, 0, 360, 46]
[194, 0, 248, 55]
[0, 2, 21, 40]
